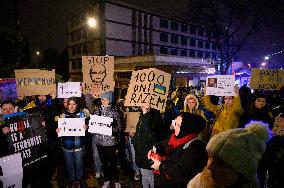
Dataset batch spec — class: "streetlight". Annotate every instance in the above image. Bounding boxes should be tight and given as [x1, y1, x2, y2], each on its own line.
[261, 62, 266, 67]
[87, 17, 97, 28]
[36, 51, 40, 55]
[264, 56, 269, 60]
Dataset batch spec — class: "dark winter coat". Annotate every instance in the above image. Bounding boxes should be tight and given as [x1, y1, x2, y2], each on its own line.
[155, 138, 207, 188]
[132, 108, 161, 169]
[93, 105, 121, 146]
[240, 107, 273, 129]
[258, 136, 284, 188]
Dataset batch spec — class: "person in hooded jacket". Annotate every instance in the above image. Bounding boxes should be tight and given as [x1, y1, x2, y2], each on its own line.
[239, 91, 274, 129]
[149, 112, 208, 188]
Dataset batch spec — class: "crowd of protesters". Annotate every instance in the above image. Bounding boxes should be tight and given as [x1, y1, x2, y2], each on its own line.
[0, 84, 284, 188]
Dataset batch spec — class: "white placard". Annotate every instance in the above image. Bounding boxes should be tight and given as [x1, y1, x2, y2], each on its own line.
[206, 75, 235, 96]
[0, 153, 23, 188]
[58, 118, 85, 137]
[88, 115, 113, 136]
[57, 82, 81, 98]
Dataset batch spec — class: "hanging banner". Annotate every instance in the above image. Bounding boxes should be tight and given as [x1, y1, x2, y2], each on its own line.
[0, 153, 23, 188]
[250, 68, 284, 90]
[0, 78, 17, 104]
[14, 69, 56, 96]
[5, 112, 48, 168]
[57, 82, 81, 98]
[206, 75, 235, 96]
[82, 56, 114, 94]
[88, 115, 113, 136]
[124, 68, 171, 111]
[58, 118, 86, 137]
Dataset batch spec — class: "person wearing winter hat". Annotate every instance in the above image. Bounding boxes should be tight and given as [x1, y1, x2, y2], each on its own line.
[149, 112, 208, 188]
[187, 121, 270, 188]
[240, 90, 274, 129]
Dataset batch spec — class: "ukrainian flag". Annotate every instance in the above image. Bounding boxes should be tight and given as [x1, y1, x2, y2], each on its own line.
[154, 84, 166, 95]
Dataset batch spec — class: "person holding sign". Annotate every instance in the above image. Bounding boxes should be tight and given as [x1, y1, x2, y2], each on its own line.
[91, 91, 122, 188]
[203, 86, 243, 137]
[56, 97, 89, 188]
[132, 102, 161, 188]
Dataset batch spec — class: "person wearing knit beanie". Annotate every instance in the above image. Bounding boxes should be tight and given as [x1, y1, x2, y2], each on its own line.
[188, 121, 270, 188]
[101, 91, 113, 103]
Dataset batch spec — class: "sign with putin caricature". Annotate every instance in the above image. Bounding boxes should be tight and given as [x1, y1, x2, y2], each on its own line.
[124, 68, 171, 111]
[82, 56, 114, 94]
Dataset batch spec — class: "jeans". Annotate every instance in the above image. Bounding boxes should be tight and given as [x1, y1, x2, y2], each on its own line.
[140, 168, 154, 188]
[92, 136, 102, 173]
[126, 137, 140, 174]
[63, 148, 84, 181]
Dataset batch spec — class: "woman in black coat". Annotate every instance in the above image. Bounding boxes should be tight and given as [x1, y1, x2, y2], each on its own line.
[149, 112, 208, 188]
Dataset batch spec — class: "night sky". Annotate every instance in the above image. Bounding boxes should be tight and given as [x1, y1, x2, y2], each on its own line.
[1, 0, 283, 69]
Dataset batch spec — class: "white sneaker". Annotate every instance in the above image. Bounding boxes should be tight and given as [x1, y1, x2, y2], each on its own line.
[115, 182, 121, 188]
[102, 181, 110, 188]
[134, 173, 140, 181]
[95, 172, 101, 179]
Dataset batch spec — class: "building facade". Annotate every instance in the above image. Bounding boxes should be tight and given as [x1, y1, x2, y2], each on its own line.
[66, 1, 220, 85]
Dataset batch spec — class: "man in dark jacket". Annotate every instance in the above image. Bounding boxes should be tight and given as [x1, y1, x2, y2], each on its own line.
[132, 102, 161, 188]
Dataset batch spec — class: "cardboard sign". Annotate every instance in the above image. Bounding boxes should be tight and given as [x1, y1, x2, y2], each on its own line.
[5, 112, 48, 168]
[124, 68, 171, 111]
[58, 118, 86, 137]
[14, 69, 56, 96]
[57, 82, 81, 98]
[206, 75, 235, 96]
[0, 153, 23, 188]
[0, 78, 17, 103]
[273, 115, 284, 136]
[124, 112, 140, 133]
[88, 115, 113, 136]
[82, 56, 114, 94]
[250, 68, 284, 90]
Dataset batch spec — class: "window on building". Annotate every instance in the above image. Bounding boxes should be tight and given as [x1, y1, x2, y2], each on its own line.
[160, 46, 168, 54]
[181, 36, 187, 45]
[72, 60, 76, 69]
[212, 53, 217, 60]
[198, 40, 203, 48]
[76, 45, 81, 55]
[190, 26, 196, 35]
[77, 59, 82, 69]
[205, 41, 210, 49]
[189, 50, 195, 57]
[160, 32, 168, 42]
[75, 29, 81, 41]
[198, 28, 204, 36]
[160, 18, 168, 28]
[72, 47, 76, 56]
[212, 43, 217, 50]
[180, 49, 187, 56]
[213, 32, 219, 39]
[205, 52, 210, 59]
[171, 34, 178, 44]
[170, 48, 178, 55]
[197, 51, 203, 58]
[70, 18, 75, 28]
[171, 21, 178, 31]
[190, 39, 196, 46]
[206, 30, 212, 38]
[181, 24, 187, 32]
[71, 32, 75, 42]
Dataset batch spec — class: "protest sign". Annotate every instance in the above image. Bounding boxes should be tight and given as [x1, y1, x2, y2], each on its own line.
[124, 68, 171, 111]
[14, 69, 56, 96]
[124, 112, 140, 133]
[0, 153, 23, 188]
[5, 112, 48, 168]
[82, 56, 114, 94]
[58, 118, 85, 137]
[57, 82, 81, 98]
[88, 115, 113, 136]
[206, 75, 235, 96]
[250, 68, 284, 90]
[0, 78, 17, 103]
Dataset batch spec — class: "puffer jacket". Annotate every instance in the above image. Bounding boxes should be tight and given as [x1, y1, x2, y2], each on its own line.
[93, 105, 121, 146]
